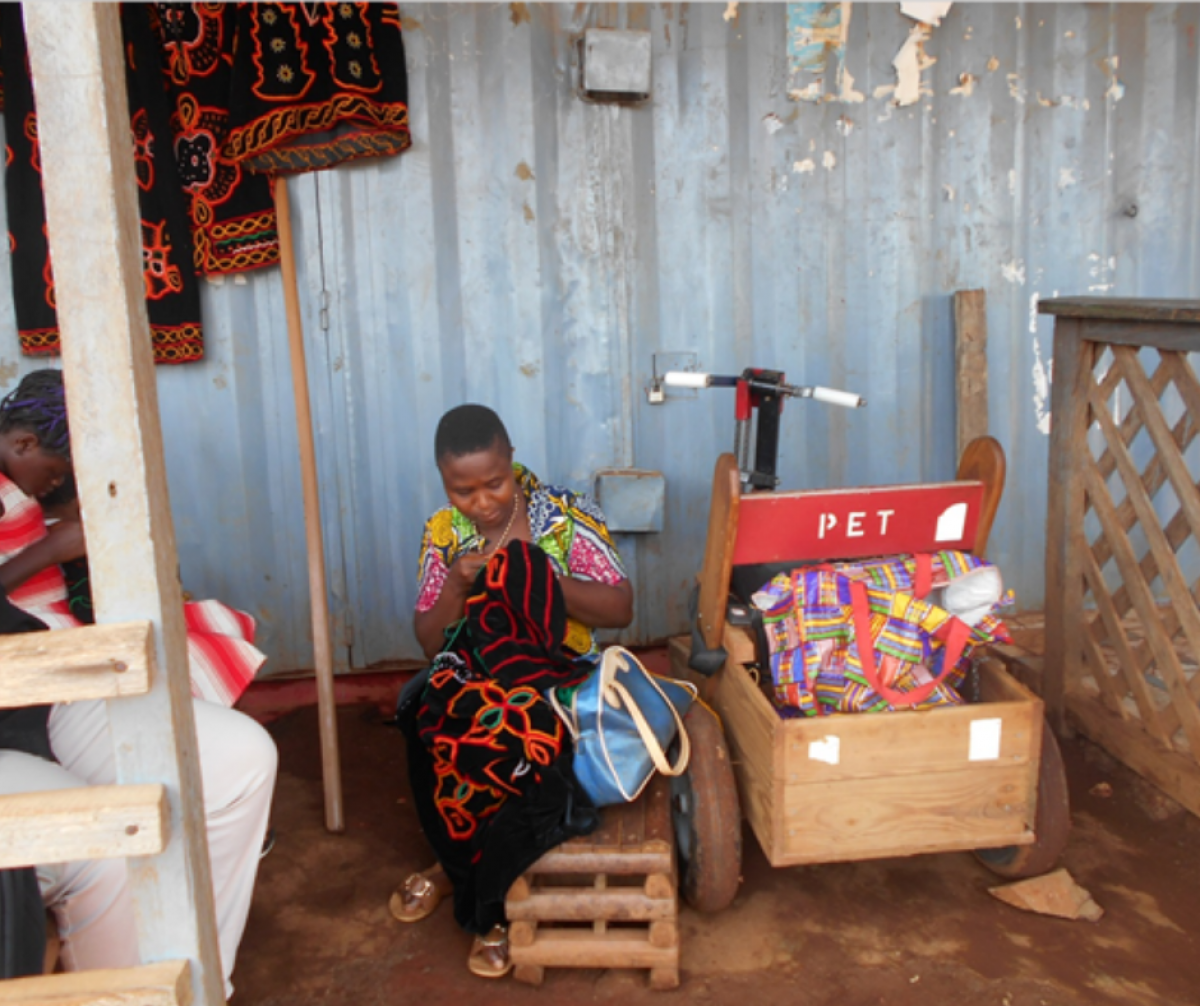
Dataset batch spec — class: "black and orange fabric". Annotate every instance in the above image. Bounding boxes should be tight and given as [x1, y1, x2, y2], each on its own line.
[0, 4, 205, 363]
[225, 2, 412, 173]
[149, 3, 281, 276]
[401, 541, 599, 936]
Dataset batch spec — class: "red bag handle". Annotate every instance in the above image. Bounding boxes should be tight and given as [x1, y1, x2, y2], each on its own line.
[913, 552, 933, 600]
[848, 578, 971, 708]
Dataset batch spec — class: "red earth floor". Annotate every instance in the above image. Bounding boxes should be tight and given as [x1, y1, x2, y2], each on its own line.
[232, 652, 1200, 1006]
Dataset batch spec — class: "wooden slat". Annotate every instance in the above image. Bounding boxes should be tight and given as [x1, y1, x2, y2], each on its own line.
[1039, 297, 1200, 326]
[1043, 318, 1097, 730]
[0, 621, 154, 708]
[697, 453, 741, 650]
[528, 851, 671, 876]
[1083, 463, 1200, 754]
[1069, 690, 1200, 819]
[511, 929, 675, 969]
[0, 961, 191, 1006]
[954, 289, 989, 461]
[506, 889, 675, 922]
[781, 763, 1036, 864]
[0, 784, 167, 869]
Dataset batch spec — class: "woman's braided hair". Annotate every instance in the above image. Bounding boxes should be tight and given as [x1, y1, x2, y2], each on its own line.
[0, 369, 70, 458]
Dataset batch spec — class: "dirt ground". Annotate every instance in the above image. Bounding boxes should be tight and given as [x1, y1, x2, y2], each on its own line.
[233, 660, 1200, 1006]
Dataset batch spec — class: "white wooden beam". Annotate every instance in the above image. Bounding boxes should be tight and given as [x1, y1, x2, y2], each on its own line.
[23, 6, 224, 1003]
[0, 784, 166, 868]
[0, 621, 154, 707]
[0, 960, 192, 1006]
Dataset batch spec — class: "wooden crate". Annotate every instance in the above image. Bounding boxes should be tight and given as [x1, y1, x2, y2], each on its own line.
[669, 636, 1042, 867]
[506, 773, 679, 989]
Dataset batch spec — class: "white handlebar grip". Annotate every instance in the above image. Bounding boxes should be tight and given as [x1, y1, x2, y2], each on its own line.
[663, 371, 710, 389]
[811, 386, 866, 408]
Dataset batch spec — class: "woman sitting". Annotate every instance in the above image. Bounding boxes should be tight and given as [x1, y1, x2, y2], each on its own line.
[0, 368, 275, 997]
[393, 404, 633, 978]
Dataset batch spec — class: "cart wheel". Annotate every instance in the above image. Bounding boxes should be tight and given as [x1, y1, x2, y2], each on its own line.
[671, 702, 742, 913]
[974, 721, 1071, 879]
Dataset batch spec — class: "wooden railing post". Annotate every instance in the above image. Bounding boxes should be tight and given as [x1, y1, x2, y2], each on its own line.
[24, 5, 224, 1003]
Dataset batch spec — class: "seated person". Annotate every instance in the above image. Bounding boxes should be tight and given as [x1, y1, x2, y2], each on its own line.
[393, 404, 633, 978]
[0, 369, 276, 997]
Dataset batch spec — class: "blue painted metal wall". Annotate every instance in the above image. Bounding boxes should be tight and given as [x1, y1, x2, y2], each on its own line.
[0, 3, 1197, 674]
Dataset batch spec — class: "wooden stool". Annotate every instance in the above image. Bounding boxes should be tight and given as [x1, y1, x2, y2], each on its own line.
[505, 773, 680, 989]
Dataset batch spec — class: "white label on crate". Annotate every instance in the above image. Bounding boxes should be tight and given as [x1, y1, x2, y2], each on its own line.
[969, 718, 1003, 761]
[808, 735, 841, 765]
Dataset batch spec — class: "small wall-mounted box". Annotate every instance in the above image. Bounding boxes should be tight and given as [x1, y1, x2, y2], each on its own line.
[594, 468, 666, 533]
[580, 28, 652, 102]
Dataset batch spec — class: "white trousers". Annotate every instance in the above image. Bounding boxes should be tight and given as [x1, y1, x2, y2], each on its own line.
[0, 750, 138, 973]
[47, 698, 277, 996]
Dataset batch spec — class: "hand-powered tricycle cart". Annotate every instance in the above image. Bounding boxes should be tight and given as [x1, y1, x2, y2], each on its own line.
[666, 369, 1071, 910]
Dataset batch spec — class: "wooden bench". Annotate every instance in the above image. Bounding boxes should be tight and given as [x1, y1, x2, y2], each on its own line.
[506, 772, 679, 989]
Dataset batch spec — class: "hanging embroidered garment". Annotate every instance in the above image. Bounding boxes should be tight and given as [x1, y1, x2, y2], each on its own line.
[148, 3, 281, 276]
[0, 4, 205, 364]
[223, 2, 412, 173]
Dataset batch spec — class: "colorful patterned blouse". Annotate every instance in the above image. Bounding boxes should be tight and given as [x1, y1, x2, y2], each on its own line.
[415, 464, 627, 659]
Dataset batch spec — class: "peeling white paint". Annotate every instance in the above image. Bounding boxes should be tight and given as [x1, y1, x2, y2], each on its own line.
[892, 23, 936, 107]
[1008, 169, 1017, 196]
[789, 82, 823, 103]
[1006, 73, 1026, 104]
[943, 183, 955, 201]
[1057, 167, 1077, 190]
[1002, 259, 1026, 285]
[836, 115, 855, 136]
[1087, 252, 1117, 293]
[723, 1, 739, 22]
[987, 56, 999, 72]
[873, 83, 896, 101]
[1036, 92, 1058, 108]
[1032, 332, 1052, 436]
[822, 150, 837, 170]
[793, 158, 816, 174]
[949, 72, 977, 97]
[1104, 55, 1126, 102]
[763, 112, 784, 134]
[837, 62, 865, 103]
[1028, 292, 1040, 335]
[900, 1, 951, 26]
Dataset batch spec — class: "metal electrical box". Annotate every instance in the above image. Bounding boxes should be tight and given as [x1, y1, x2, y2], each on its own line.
[580, 29, 651, 102]
[594, 468, 666, 533]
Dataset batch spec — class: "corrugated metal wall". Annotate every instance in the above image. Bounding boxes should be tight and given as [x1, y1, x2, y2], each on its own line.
[0, 3, 1197, 675]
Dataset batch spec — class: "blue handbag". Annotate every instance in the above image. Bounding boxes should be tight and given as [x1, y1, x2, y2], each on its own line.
[550, 646, 697, 806]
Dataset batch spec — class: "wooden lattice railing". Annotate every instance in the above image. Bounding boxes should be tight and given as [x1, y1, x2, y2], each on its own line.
[1043, 298, 1200, 818]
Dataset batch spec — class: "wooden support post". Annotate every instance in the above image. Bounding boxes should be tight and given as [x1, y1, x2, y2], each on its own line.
[954, 289, 989, 461]
[23, 5, 223, 1002]
[274, 176, 344, 834]
[1042, 317, 1093, 735]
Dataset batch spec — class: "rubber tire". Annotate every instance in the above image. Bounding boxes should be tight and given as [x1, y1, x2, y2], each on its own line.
[974, 721, 1072, 879]
[671, 702, 742, 913]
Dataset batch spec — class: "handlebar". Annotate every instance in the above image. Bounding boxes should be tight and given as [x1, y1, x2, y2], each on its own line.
[663, 371, 866, 408]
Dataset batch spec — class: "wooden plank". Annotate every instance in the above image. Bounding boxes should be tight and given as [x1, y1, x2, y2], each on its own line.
[1043, 316, 1095, 731]
[24, 7, 223, 1002]
[1039, 297, 1200, 326]
[697, 453, 741, 650]
[780, 763, 1036, 864]
[511, 929, 676, 969]
[734, 482, 984, 564]
[778, 699, 1038, 786]
[0, 784, 167, 869]
[0, 621, 154, 708]
[528, 852, 671, 876]
[954, 289, 989, 461]
[506, 890, 675, 922]
[0, 960, 191, 1006]
[1068, 690, 1200, 820]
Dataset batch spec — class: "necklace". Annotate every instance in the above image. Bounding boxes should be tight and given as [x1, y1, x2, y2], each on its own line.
[481, 491, 522, 557]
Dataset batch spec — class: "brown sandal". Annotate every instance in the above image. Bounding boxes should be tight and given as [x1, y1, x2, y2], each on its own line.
[388, 872, 445, 923]
[467, 925, 512, 979]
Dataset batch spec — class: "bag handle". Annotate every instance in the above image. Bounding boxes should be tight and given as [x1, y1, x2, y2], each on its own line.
[599, 648, 692, 797]
[848, 578, 971, 708]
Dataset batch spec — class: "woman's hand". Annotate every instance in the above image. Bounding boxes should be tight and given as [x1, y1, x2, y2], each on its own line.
[0, 519, 87, 593]
[44, 519, 87, 564]
[413, 550, 490, 659]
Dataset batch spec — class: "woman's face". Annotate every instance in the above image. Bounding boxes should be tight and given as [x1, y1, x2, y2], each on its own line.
[1, 431, 70, 499]
[438, 441, 517, 533]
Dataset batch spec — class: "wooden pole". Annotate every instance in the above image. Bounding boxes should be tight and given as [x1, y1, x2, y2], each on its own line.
[25, 4, 225, 1000]
[274, 176, 344, 833]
